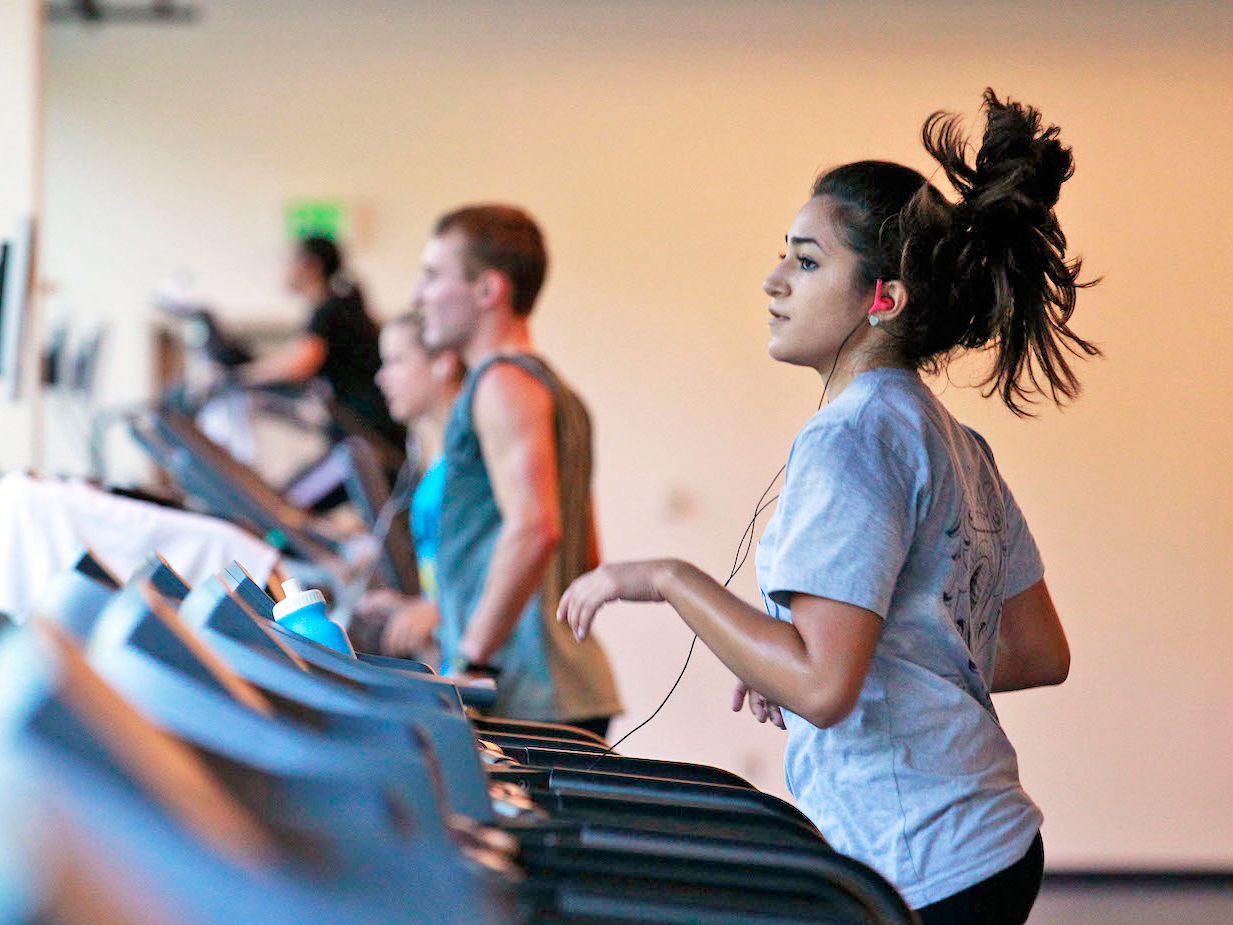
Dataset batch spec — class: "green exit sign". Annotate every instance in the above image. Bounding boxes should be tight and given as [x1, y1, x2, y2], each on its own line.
[285, 199, 346, 242]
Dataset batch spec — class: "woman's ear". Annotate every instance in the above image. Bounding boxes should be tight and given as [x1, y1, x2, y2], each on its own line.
[870, 279, 910, 325]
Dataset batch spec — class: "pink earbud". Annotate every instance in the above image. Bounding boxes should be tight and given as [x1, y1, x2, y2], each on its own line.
[869, 279, 894, 314]
[868, 280, 893, 327]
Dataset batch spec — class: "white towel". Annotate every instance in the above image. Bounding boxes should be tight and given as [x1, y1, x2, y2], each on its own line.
[0, 471, 279, 622]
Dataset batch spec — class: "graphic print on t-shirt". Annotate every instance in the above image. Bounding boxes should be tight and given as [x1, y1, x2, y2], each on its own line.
[941, 470, 1006, 668]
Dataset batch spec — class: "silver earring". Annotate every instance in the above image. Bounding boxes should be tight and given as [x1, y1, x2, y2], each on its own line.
[869, 315, 880, 327]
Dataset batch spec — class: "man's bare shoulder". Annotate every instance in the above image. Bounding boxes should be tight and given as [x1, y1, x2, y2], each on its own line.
[473, 359, 553, 436]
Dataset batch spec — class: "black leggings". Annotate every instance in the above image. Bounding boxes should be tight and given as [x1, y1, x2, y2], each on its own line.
[917, 832, 1044, 925]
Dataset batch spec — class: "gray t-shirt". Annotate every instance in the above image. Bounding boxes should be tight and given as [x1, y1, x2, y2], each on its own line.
[754, 368, 1045, 909]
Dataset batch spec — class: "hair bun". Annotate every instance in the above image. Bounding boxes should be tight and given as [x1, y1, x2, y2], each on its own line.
[910, 89, 1098, 414]
[968, 88, 1073, 223]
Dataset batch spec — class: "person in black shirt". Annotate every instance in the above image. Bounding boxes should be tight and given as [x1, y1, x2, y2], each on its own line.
[235, 236, 404, 448]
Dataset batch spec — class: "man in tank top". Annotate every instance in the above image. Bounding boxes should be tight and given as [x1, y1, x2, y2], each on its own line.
[411, 204, 620, 735]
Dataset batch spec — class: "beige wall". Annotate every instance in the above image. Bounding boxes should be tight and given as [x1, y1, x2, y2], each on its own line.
[41, 1, 1233, 868]
[0, 0, 43, 470]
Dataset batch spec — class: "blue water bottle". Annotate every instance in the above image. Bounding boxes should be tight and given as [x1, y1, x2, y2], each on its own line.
[272, 578, 355, 656]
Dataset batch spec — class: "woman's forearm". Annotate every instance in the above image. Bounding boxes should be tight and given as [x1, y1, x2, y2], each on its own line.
[653, 561, 864, 727]
[559, 558, 879, 727]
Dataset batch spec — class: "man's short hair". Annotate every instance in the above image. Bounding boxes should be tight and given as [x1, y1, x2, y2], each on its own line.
[433, 204, 547, 316]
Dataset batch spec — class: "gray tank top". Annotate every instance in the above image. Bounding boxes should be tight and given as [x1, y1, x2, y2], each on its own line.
[436, 354, 621, 722]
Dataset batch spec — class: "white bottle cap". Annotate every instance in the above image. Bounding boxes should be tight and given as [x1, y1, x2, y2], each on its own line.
[272, 578, 326, 621]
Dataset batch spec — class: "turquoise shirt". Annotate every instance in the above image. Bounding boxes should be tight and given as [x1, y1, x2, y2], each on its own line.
[410, 454, 446, 603]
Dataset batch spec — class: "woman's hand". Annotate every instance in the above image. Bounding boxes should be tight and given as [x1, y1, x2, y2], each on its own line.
[731, 680, 786, 729]
[355, 588, 410, 620]
[556, 560, 676, 641]
[380, 598, 440, 657]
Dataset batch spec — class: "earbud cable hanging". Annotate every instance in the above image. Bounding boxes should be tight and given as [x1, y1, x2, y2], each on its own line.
[586, 316, 867, 768]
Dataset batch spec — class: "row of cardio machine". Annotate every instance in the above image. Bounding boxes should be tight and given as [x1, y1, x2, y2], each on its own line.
[126, 401, 422, 611]
[0, 545, 921, 924]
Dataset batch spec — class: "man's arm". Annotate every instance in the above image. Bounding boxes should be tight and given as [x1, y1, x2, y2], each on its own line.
[456, 363, 562, 666]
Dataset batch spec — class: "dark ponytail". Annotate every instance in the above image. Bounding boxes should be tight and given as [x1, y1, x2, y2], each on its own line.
[814, 89, 1099, 415]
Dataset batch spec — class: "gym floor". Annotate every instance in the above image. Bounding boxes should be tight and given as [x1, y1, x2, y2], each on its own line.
[1029, 876, 1233, 924]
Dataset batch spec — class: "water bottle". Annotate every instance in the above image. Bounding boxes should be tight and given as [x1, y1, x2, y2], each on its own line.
[272, 579, 354, 656]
